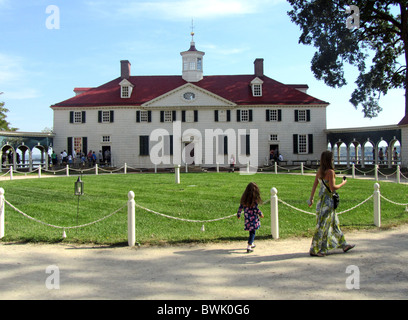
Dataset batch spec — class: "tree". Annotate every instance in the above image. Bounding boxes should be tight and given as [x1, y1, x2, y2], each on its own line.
[0, 92, 18, 131]
[287, 0, 408, 118]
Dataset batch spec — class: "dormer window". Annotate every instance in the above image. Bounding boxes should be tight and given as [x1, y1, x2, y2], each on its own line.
[250, 77, 263, 97]
[121, 86, 130, 98]
[119, 79, 134, 98]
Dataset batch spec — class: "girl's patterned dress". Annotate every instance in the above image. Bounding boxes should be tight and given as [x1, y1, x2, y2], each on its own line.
[310, 179, 348, 255]
[237, 204, 262, 231]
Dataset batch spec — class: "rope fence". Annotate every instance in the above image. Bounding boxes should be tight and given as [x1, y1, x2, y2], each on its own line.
[0, 180, 407, 246]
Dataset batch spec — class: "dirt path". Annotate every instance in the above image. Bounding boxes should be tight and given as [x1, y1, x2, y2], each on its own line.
[1, 225, 407, 300]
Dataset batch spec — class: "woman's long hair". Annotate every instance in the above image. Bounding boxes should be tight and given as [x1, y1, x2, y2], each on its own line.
[318, 151, 334, 179]
[240, 182, 262, 207]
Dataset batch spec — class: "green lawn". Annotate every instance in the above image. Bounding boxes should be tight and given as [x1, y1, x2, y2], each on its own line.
[1, 172, 408, 245]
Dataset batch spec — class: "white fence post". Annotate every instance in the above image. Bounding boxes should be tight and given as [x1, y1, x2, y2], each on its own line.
[374, 183, 381, 227]
[95, 164, 99, 175]
[124, 163, 127, 175]
[274, 162, 277, 174]
[397, 165, 400, 184]
[128, 191, 136, 247]
[301, 162, 304, 175]
[9, 166, 13, 180]
[0, 188, 4, 239]
[352, 163, 355, 179]
[270, 187, 279, 239]
[66, 165, 69, 177]
[175, 165, 180, 184]
[38, 165, 41, 178]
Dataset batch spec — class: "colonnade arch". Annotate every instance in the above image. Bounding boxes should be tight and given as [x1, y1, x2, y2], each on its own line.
[326, 125, 401, 168]
[0, 132, 54, 171]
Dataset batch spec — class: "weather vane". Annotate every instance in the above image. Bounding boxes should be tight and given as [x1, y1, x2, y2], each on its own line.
[190, 19, 195, 41]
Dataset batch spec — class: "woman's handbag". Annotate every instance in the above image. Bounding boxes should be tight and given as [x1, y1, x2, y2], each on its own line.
[321, 180, 340, 210]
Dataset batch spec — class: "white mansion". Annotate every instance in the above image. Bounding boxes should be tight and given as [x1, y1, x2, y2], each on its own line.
[51, 37, 329, 170]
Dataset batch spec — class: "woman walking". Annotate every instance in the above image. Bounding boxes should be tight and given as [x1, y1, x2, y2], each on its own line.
[308, 151, 355, 257]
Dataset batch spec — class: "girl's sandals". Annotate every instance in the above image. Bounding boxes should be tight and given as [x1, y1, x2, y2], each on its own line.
[343, 244, 355, 253]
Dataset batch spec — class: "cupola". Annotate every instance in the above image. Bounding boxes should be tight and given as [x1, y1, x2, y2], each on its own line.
[180, 30, 205, 82]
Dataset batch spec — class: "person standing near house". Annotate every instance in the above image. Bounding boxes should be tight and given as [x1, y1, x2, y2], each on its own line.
[307, 151, 354, 257]
[229, 154, 235, 172]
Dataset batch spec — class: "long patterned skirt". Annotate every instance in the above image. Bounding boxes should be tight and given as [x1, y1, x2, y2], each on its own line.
[310, 191, 348, 255]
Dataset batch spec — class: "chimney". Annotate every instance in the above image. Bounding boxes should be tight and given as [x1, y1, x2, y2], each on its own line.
[254, 58, 264, 77]
[120, 60, 131, 79]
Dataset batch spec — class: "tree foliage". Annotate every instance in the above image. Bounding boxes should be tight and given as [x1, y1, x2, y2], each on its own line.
[0, 92, 18, 131]
[287, 0, 408, 118]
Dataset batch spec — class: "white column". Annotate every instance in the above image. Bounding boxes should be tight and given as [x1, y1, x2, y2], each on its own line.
[270, 187, 279, 239]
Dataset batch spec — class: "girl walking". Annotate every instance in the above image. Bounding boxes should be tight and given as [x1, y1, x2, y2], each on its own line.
[308, 151, 355, 257]
[237, 182, 264, 253]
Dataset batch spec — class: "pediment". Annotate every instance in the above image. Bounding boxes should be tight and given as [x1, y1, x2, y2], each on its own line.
[141, 83, 236, 108]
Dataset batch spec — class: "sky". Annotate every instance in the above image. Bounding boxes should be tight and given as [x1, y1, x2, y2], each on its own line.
[0, 0, 406, 132]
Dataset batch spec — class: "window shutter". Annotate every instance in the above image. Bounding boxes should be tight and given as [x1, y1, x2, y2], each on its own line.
[182, 110, 186, 122]
[110, 110, 114, 123]
[308, 134, 314, 154]
[67, 137, 73, 156]
[194, 110, 198, 122]
[98, 111, 102, 123]
[223, 136, 228, 155]
[307, 110, 311, 122]
[214, 110, 219, 122]
[172, 110, 176, 121]
[266, 110, 270, 121]
[293, 134, 298, 154]
[148, 111, 152, 122]
[160, 111, 164, 122]
[227, 110, 231, 122]
[136, 111, 140, 122]
[69, 111, 74, 123]
[82, 111, 86, 123]
[170, 135, 173, 155]
[82, 137, 88, 155]
[249, 110, 253, 122]
[278, 109, 282, 121]
[294, 110, 298, 122]
[236, 110, 241, 122]
[246, 134, 250, 155]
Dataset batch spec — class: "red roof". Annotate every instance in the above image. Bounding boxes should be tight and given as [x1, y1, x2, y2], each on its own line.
[398, 115, 408, 126]
[50, 75, 328, 108]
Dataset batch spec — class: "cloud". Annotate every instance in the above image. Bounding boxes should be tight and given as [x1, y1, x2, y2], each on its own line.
[86, 0, 282, 21]
[0, 53, 41, 99]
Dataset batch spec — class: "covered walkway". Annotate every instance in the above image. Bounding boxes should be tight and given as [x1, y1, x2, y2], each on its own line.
[326, 125, 401, 168]
[0, 131, 54, 171]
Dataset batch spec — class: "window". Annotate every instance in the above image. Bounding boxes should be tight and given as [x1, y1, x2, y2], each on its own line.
[121, 86, 129, 98]
[293, 134, 314, 154]
[98, 111, 114, 123]
[294, 109, 311, 122]
[182, 110, 198, 122]
[189, 61, 196, 70]
[136, 110, 152, 122]
[160, 111, 176, 122]
[214, 110, 231, 122]
[74, 137, 82, 154]
[266, 109, 282, 122]
[269, 134, 278, 141]
[240, 134, 251, 155]
[102, 136, 111, 143]
[197, 58, 202, 71]
[139, 136, 149, 156]
[164, 111, 173, 122]
[237, 109, 252, 122]
[253, 84, 262, 96]
[70, 111, 86, 124]
[250, 77, 263, 97]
